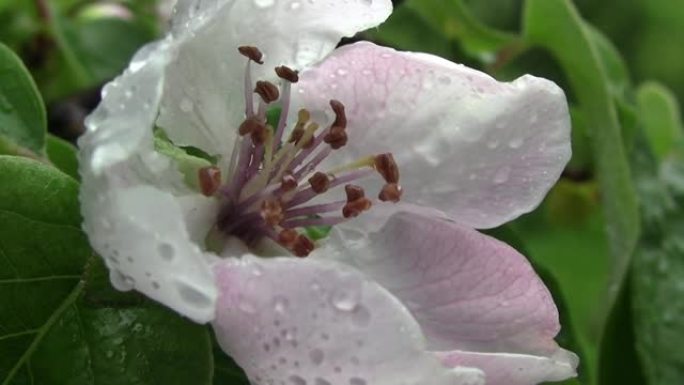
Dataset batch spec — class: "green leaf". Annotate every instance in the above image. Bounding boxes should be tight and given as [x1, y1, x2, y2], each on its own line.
[211, 334, 249, 385]
[0, 156, 89, 383]
[154, 130, 213, 190]
[523, 0, 640, 311]
[46, 134, 79, 180]
[404, 0, 519, 58]
[629, 138, 684, 385]
[637, 82, 684, 160]
[0, 156, 213, 384]
[0, 42, 47, 156]
[597, 273, 646, 385]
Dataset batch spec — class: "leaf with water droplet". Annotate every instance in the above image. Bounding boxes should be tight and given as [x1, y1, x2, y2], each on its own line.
[0, 42, 47, 157]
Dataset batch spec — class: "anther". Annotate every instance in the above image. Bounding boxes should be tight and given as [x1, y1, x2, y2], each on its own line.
[323, 126, 348, 149]
[343, 197, 372, 218]
[292, 235, 315, 257]
[281, 173, 298, 192]
[254, 81, 280, 103]
[278, 229, 298, 248]
[238, 46, 264, 64]
[251, 123, 270, 145]
[345, 184, 365, 202]
[239, 117, 265, 136]
[261, 199, 284, 226]
[275, 66, 299, 83]
[330, 99, 347, 128]
[308, 172, 330, 193]
[374, 153, 400, 184]
[289, 126, 305, 144]
[379, 183, 402, 203]
[198, 166, 222, 197]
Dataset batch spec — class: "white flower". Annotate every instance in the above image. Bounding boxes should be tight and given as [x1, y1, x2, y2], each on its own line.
[79, 1, 576, 384]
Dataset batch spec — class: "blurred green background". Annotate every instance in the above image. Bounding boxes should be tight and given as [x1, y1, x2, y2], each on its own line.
[1, 0, 683, 384]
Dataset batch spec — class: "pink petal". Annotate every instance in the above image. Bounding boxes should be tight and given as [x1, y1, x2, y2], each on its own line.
[212, 256, 485, 385]
[329, 210, 562, 356]
[295, 42, 571, 229]
[437, 349, 578, 385]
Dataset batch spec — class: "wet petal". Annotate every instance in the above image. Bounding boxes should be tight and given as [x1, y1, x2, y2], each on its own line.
[158, 0, 393, 157]
[295, 42, 571, 229]
[212, 256, 485, 385]
[437, 349, 578, 385]
[79, 40, 217, 323]
[325, 210, 563, 356]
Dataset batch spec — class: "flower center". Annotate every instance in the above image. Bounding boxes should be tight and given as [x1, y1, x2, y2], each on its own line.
[199, 46, 402, 257]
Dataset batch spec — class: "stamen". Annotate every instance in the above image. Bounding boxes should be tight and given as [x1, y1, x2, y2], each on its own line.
[198, 166, 222, 197]
[254, 81, 280, 104]
[217, 48, 403, 259]
[238, 46, 264, 64]
[374, 153, 400, 183]
[379, 183, 403, 202]
[308, 172, 330, 194]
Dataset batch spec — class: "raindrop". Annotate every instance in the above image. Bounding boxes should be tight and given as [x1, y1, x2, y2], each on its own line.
[274, 296, 289, 313]
[309, 348, 324, 365]
[331, 290, 358, 311]
[158, 242, 175, 261]
[254, 0, 275, 7]
[315, 378, 331, 385]
[177, 282, 213, 307]
[493, 166, 511, 184]
[336, 68, 349, 77]
[508, 138, 524, 149]
[289, 1, 301, 10]
[349, 378, 367, 385]
[180, 98, 193, 113]
[289, 375, 307, 385]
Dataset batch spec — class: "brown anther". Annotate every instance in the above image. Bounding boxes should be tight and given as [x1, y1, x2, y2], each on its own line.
[308, 172, 330, 194]
[260, 199, 284, 226]
[275, 66, 299, 83]
[278, 229, 298, 248]
[379, 183, 403, 203]
[254, 81, 280, 103]
[374, 153, 400, 184]
[345, 184, 365, 202]
[292, 235, 315, 257]
[198, 166, 221, 197]
[281, 173, 298, 192]
[330, 99, 347, 128]
[323, 126, 348, 149]
[343, 198, 372, 218]
[238, 46, 264, 64]
[239, 117, 265, 136]
[298, 109, 311, 123]
[289, 126, 305, 144]
[251, 124, 270, 145]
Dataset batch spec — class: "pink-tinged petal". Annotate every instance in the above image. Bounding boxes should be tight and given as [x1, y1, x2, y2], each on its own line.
[437, 349, 578, 385]
[79, 40, 217, 323]
[157, 0, 392, 157]
[295, 42, 571, 229]
[326, 210, 562, 356]
[212, 256, 485, 385]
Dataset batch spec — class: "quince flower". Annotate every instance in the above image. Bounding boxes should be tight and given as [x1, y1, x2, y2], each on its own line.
[79, 1, 577, 384]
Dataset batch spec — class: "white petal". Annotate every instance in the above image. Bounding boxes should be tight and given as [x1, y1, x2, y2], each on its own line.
[157, 0, 393, 157]
[437, 349, 578, 385]
[295, 42, 571, 229]
[79, 39, 217, 323]
[212, 256, 485, 385]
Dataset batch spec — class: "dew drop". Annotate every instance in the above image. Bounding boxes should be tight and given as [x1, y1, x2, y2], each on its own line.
[493, 166, 511, 184]
[180, 98, 193, 113]
[289, 375, 307, 385]
[158, 242, 175, 261]
[349, 378, 367, 385]
[254, 0, 275, 7]
[309, 348, 324, 365]
[508, 138, 524, 149]
[315, 378, 331, 385]
[331, 290, 358, 311]
[336, 68, 349, 77]
[177, 283, 213, 308]
[289, 1, 301, 10]
[274, 296, 289, 313]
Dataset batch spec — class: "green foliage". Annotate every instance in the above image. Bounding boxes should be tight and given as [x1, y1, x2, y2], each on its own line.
[46, 134, 79, 180]
[0, 42, 46, 156]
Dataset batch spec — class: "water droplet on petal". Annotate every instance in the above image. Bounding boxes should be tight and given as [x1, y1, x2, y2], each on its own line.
[254, 0, 275, 7]
[331, 290, 358, 311]
[309, 348, 324, 365]
[289, 375, 307, 385]
[274, 296, 289, 313]
[180, 98, 193, 113]
[289, 1, 301, 9]
[508, 138, 524, 149]
[493, 166, 511, 184]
